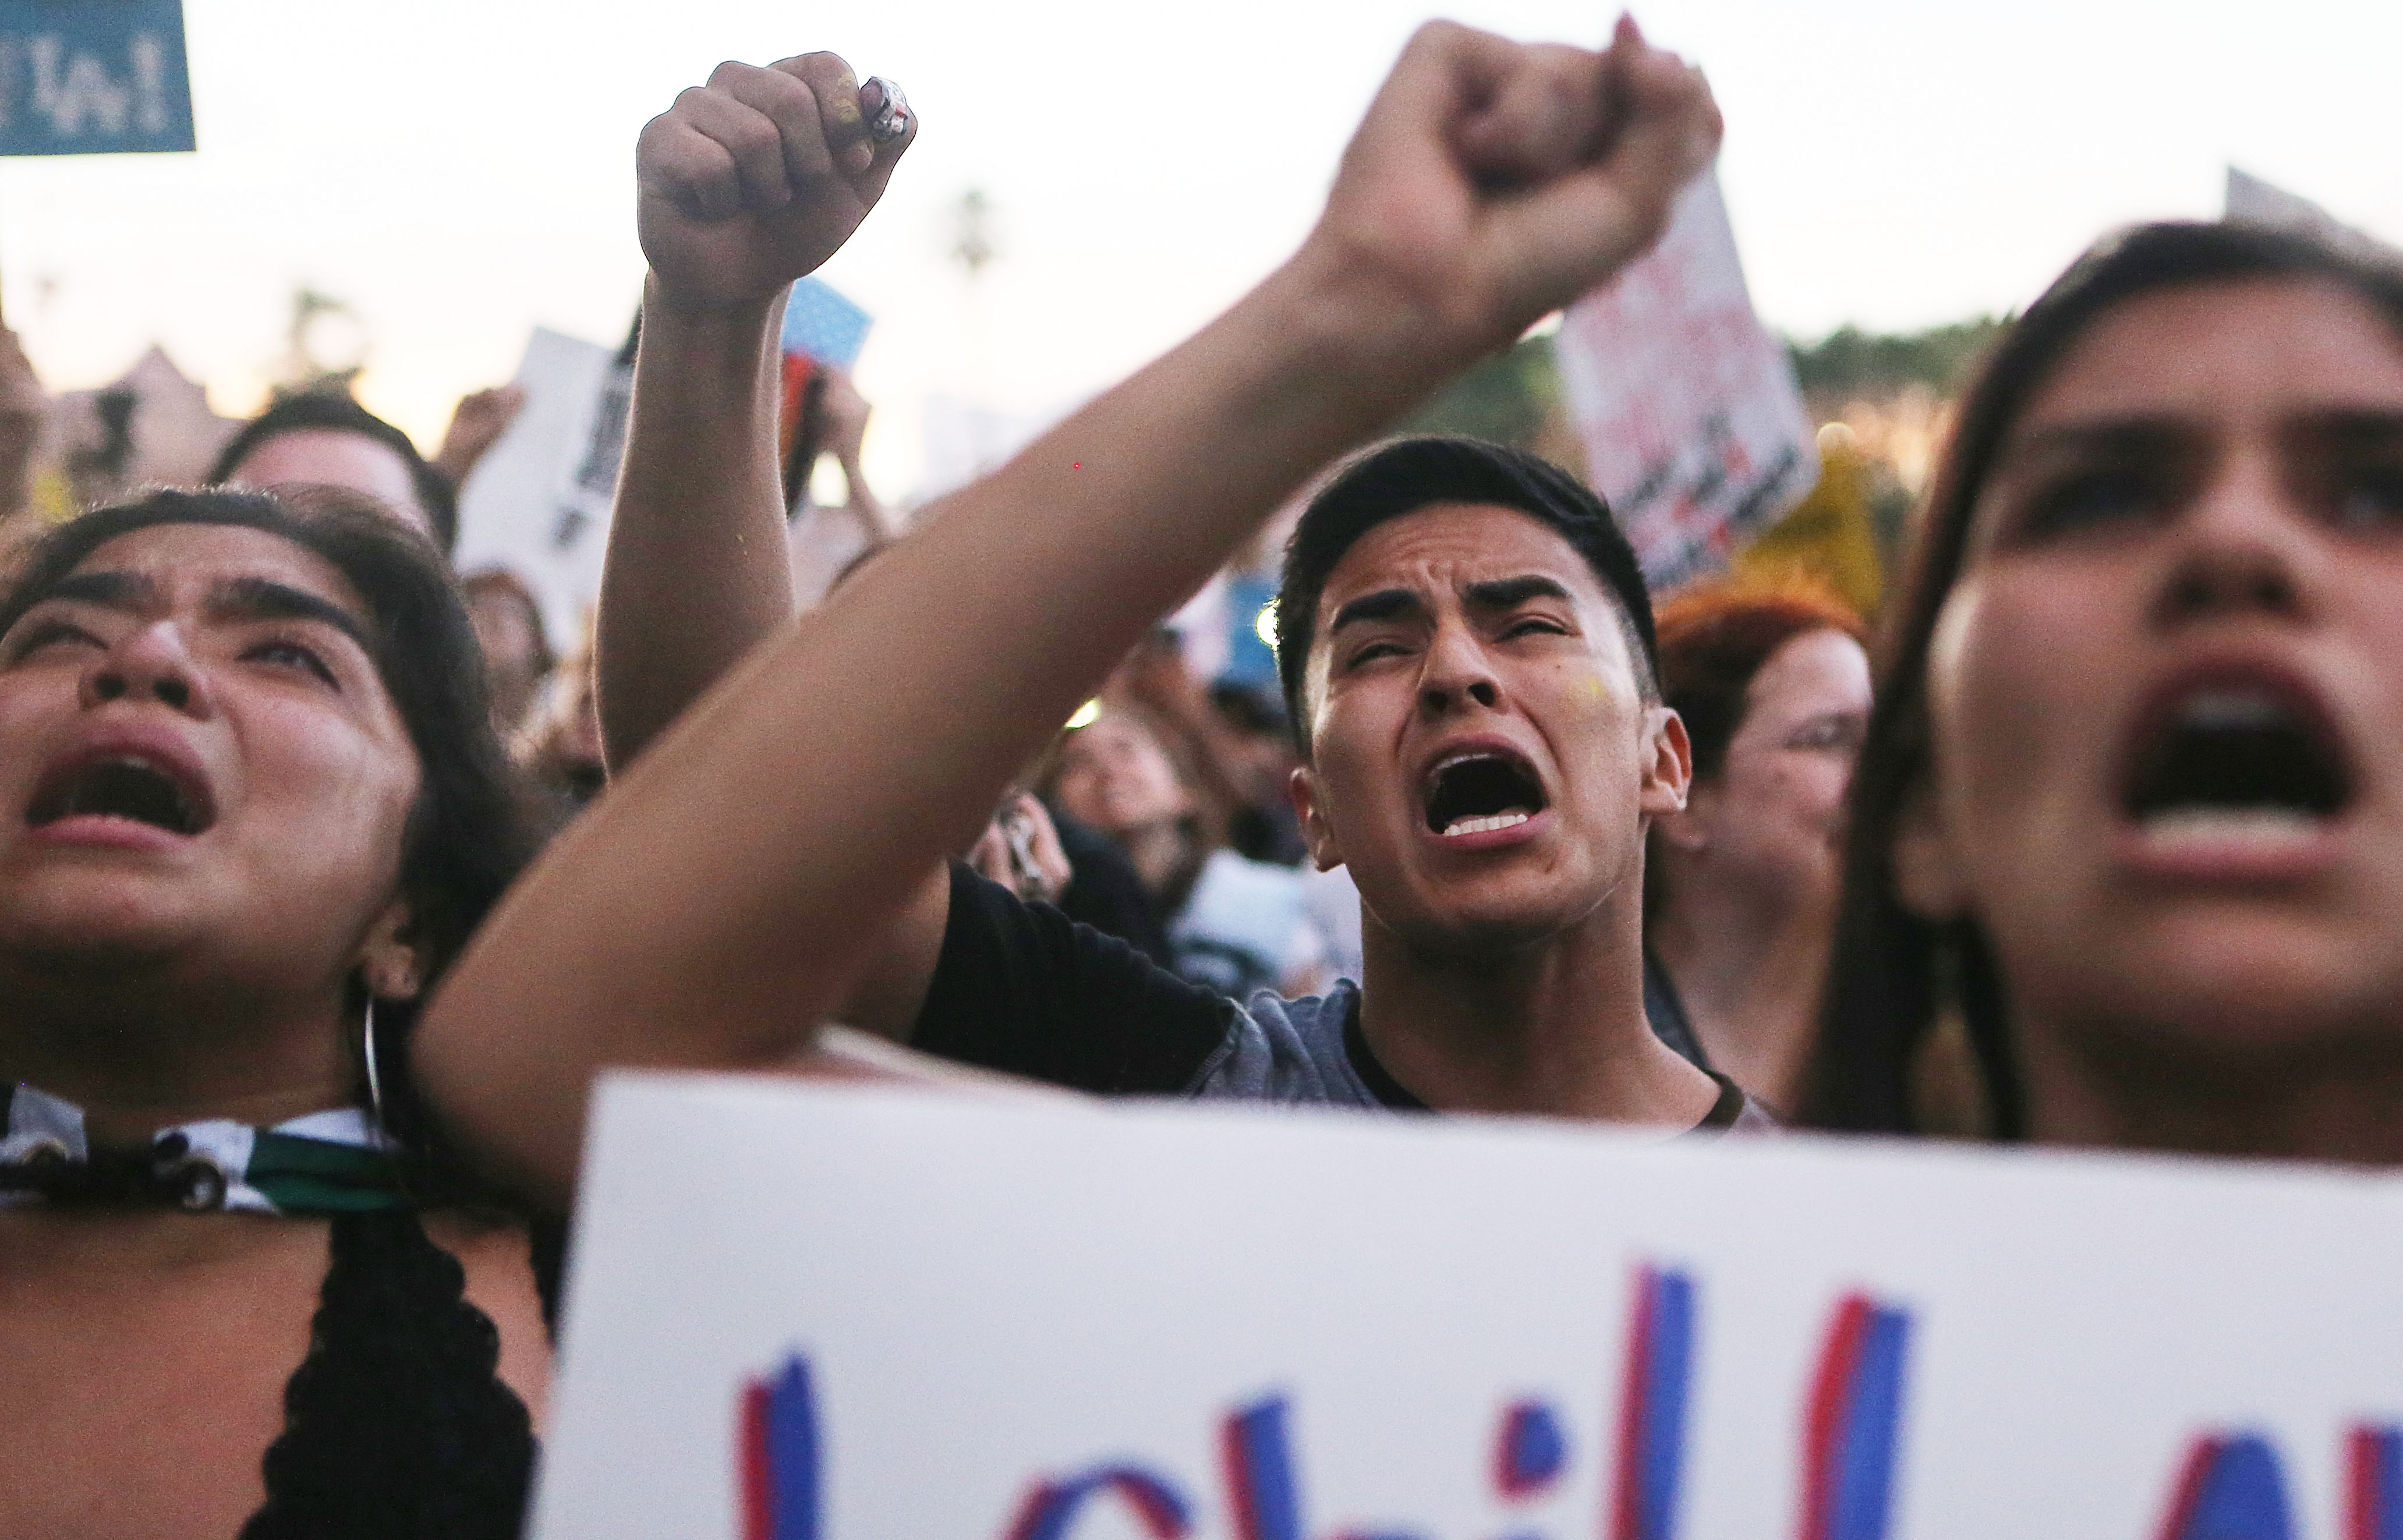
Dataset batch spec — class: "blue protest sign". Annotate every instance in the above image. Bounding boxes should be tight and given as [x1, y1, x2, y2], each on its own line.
[0, 1, 193, 156]
[781, 277, 872, 371]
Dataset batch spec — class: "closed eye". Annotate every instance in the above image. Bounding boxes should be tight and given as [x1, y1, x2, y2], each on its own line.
[2332, 465, 2403, 530]
[6, 618, 104, 663]
[1344, 640, 1411, 669]
[2015, 466, 2172, 541]
[1785, 713, 1866, 753]
[1502, 617, 1570, 639]
[243, 637, 339, 689]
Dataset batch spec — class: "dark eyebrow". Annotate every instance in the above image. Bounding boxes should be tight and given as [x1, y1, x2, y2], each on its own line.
[2297, 408, 2403, 448]
[2003, 416, 2199, 462]
[38, 570, 158, 611]
[1328, 588, 1423, 636]
[208, 576, 373, 652]
[1464, 574, 1574, 610]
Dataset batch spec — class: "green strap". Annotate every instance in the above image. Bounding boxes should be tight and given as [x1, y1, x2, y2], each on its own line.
[246, 1130, 411, 1214]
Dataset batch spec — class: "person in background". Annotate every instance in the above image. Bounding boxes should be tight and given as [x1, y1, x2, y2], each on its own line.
[520, 644, 606, 814]
[431, 384, 526, 494]
[1807, 220, 2403, 1164]
[1208, 681, 1314, 866]
[1110, 628, 1314, 867]
[0, 328, 46, 531]
[1643, 578, 1870, 1109]
[460, 567, 555, 739]
[212, 391, 459, 556]
[1042, 699, 1325, 998]
[787, 366, 893, 607]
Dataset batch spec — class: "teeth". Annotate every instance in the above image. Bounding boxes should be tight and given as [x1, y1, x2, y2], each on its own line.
[1432, 751, 1500, 776]
[2175, 691, 2292, 731]
[1442, 811, 1531, 838]
[2135, 806, 2323, 844]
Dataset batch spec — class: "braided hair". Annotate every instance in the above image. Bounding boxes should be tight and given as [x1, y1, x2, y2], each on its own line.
[1, 488, 549, 1535]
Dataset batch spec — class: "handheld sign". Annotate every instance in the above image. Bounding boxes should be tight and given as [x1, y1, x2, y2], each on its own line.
[0, 1, 193, 157]
[1554, 168, 1817, 590]
[539, 1075, 2403, 1540]
[452, 324, 626, 648]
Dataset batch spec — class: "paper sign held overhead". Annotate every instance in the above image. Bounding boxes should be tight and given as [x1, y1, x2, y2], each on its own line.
[1555, 169, 1817, 590]
[783, 277, 872, 372]
[0, 0, 193, 157]
[2224, 167, 2397, 264]
[537, 1075, 2403, 1540]
[452, 324, 629, 648]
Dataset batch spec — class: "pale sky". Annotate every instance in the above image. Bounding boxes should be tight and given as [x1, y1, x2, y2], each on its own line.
[7, 0, 2401, 498]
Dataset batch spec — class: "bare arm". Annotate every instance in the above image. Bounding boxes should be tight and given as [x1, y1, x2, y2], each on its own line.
[417, 17, 1723, 1208]
[588, 55, 949, 1044]
[597, 57, 915, 767]
[430, 385, 526, 491]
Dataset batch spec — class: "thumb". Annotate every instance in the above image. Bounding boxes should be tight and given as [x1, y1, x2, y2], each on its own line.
[847, 77, 918, 207]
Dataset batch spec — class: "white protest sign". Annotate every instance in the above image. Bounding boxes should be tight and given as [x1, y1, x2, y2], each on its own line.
[452, 326, 628, 649]
[1554, 169, 1819, 590]
[537, 1075, 2403, 1540]
[2225, 168, 2398, 264]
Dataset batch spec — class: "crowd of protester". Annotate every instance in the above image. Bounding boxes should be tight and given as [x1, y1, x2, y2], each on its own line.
[3, 16, 2401, 1536]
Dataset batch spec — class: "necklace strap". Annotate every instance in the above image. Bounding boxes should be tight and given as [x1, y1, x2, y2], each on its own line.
[1, 1083, 411, 1216]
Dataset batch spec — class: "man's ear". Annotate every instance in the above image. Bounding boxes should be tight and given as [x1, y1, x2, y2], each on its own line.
[1290, 763, 1344, 873]
[1654, 775, 1714, 854]
[1637, 705, 1692, 820]
[1889, 777, 1969, 921]
[356, 898, 427, 1003]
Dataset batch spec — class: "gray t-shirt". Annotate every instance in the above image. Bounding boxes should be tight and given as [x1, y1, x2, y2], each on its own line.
[916, 864, 1776, 1131]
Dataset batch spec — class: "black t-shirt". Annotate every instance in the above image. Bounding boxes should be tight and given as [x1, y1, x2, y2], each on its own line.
[917, 864, 1777, 1130]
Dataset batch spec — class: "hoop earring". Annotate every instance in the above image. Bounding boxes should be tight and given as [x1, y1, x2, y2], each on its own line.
[362, 996, 389, 1136]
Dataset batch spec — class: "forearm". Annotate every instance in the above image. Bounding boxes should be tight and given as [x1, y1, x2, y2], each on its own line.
[422, 250, 1452, 1202]
[594, 278, 794, 767]
[425, 10, 1726, 1204]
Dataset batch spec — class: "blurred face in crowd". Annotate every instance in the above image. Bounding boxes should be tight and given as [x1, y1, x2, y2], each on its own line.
[1293, 502, 1686, 958]
[466, 582, 547, 731]
[467, 587, 541, 679]
[0, 523, 420, 997]
[1052, 711, 1192, 837]
[1668, 627, 1870, 909]
[228, 430, 437, 547]
[1895, 278, 2403, 1089]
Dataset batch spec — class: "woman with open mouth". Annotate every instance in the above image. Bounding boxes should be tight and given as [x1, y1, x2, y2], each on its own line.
[1807, 220, 2403, 1164]
[0, 488, 551, 1538]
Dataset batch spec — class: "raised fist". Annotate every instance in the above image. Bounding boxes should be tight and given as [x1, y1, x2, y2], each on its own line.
[1303, 15, 1719, 362]
[638, 55, 915, 311]
[433, 384, 525, 488]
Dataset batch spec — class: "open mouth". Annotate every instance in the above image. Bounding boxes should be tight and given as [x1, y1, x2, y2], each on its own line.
[2121, 679, 2352, 834]
[1424, 749, 1548, 838]
[27, 753, 215, 837]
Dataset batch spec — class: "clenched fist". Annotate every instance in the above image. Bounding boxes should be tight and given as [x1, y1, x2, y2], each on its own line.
[638, 54, 915, 311]
[1301, 14, 1720, 366]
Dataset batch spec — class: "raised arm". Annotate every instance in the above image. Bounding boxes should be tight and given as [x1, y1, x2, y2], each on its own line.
[597, 56, 914, 765]
[419, 16, 1723, 1207]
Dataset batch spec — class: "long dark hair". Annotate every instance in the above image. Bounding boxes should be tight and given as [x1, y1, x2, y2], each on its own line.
[2, 488, 545, 1536]
[0, 489, 535, 1137]
[1801, 221, 2403, 1136]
